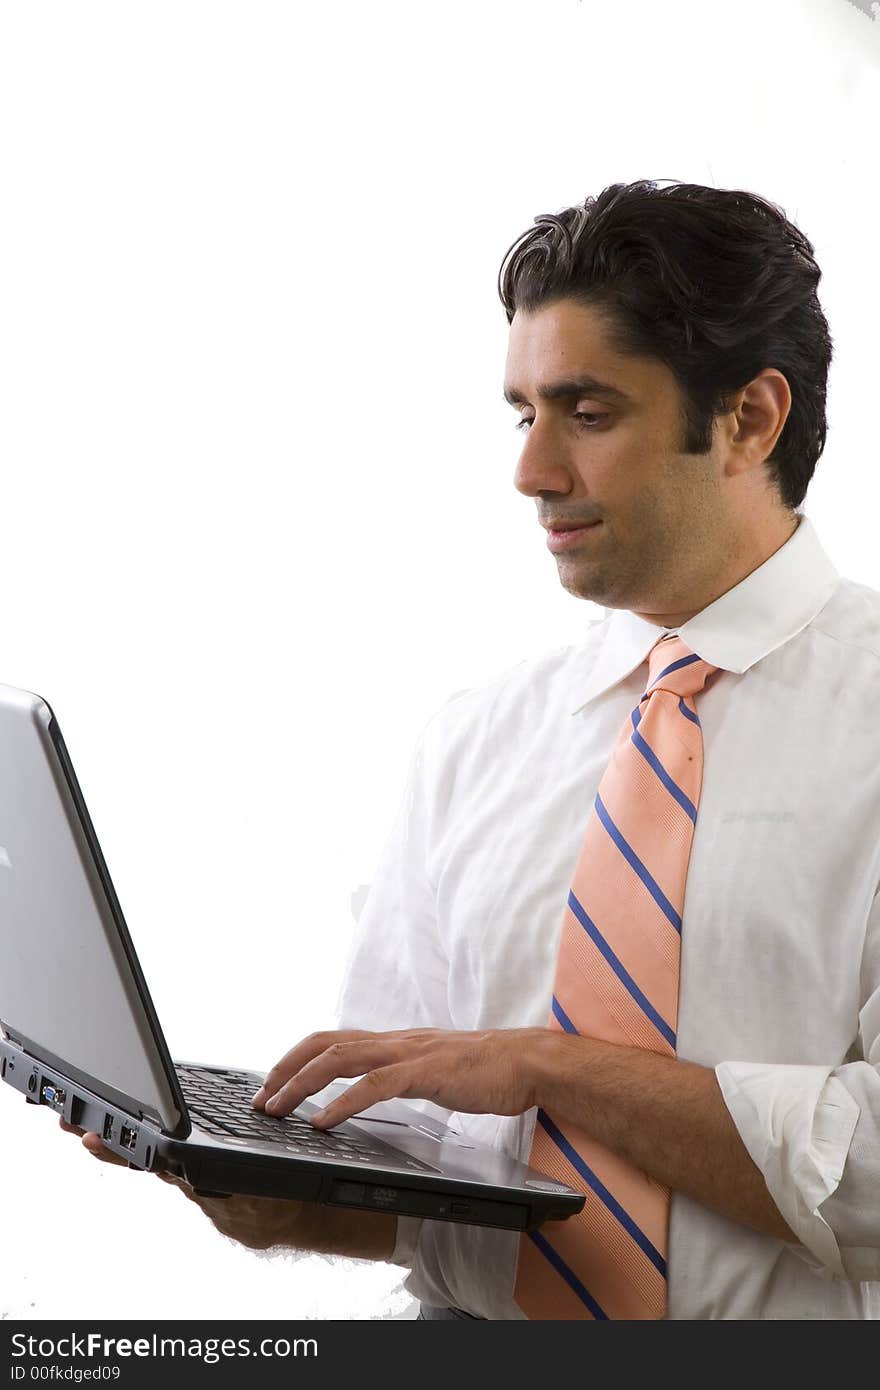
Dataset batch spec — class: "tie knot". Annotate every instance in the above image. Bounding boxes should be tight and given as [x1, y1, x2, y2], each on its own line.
[644, 633, 719, 701]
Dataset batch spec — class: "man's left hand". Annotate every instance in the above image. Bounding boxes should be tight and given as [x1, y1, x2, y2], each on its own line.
[251, 1027, 560, 1127]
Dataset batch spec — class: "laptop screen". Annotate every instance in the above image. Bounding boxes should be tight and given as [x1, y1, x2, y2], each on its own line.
[0, 683, 184, 1132]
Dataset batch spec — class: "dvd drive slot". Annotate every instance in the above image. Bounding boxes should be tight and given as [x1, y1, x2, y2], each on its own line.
[327, 1179, 528, 1229]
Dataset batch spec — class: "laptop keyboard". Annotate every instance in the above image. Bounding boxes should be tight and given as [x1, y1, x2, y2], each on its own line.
[175, 1064, 430, 1171]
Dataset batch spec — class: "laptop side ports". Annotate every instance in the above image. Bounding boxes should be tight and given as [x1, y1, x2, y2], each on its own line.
[40, 1082, 67, 1110]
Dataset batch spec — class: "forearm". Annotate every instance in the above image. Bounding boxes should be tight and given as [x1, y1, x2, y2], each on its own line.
[293, 1201, 399, 1262]
[533, 1034, 797, 1243]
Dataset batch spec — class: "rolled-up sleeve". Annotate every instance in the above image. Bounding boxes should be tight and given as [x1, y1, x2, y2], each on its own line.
[331, 704, 457, 1269]
[716, 884, 880, 1281]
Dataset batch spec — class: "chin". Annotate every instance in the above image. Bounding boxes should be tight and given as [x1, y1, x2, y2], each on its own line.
[558, 573, 605, 604]
[556, 554, 621, 604]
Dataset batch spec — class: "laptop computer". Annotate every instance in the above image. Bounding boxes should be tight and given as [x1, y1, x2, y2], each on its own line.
[0, 680, 584, 1233]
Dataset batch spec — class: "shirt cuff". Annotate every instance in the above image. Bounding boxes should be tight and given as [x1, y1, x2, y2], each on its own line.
[389, 1215, 424, 1267]
[715, 1060, 861, 1278]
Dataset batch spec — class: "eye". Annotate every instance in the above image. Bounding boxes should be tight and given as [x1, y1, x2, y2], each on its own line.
[514, 412, 607, 431]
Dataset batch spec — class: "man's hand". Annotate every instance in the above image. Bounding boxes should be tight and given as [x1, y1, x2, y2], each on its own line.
[252, 1026, 557, 1126]
[58, 1117, 305, 1251]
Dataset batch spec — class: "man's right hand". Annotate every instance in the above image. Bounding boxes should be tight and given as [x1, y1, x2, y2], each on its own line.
[56, 1117, 399, 1261]
[58, 1116, 308, 1251]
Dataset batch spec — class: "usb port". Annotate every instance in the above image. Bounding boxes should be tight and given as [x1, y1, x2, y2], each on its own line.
[120, 1125, 137, 1152]
[102, 1114, 114, 1141]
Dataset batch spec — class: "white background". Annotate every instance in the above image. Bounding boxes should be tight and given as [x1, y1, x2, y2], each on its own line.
[0, 0, 877, 1321]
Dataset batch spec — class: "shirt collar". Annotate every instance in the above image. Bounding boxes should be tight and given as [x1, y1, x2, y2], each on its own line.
[570, 512, 841, 715]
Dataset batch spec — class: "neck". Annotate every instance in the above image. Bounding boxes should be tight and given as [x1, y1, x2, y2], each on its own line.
[634, 512, 800, 629]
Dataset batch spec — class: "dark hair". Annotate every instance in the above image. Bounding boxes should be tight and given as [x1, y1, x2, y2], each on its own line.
[497, 180, 833, 511]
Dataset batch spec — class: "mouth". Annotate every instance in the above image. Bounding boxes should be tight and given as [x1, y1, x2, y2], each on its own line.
[545, 520, 603, 552]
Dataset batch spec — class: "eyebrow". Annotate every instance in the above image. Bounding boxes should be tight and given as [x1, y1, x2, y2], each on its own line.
[502, 375, 631, 406]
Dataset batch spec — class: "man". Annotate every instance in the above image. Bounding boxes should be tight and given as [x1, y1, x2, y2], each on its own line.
[70, 180, 880, 1319]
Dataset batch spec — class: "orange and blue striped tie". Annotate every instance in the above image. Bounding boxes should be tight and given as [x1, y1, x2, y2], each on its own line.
[513, 633, 720, 1320]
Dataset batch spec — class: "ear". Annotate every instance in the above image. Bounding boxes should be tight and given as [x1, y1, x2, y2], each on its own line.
[728, 369, 792, 468]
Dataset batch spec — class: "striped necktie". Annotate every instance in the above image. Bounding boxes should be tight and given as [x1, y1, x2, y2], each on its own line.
[513, 632, 720, 1320]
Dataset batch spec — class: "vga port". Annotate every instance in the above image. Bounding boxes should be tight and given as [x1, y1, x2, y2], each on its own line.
[41, 1083, 66, 1110]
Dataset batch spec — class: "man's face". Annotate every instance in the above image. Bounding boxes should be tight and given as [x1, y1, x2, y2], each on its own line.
[504, 297, 728, 616]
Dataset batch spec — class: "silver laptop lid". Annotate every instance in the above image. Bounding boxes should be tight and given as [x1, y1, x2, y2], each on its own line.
[0, 682, 187, 1135]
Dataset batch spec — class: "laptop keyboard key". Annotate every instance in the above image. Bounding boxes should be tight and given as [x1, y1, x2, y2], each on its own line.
[176, 1063, 429, 1168]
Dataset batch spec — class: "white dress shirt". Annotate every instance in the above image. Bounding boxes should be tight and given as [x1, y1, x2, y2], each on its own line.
[334, 510, 880, 1319]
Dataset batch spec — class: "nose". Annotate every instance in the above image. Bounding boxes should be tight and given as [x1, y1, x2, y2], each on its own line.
[512, 417, 574, 499]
